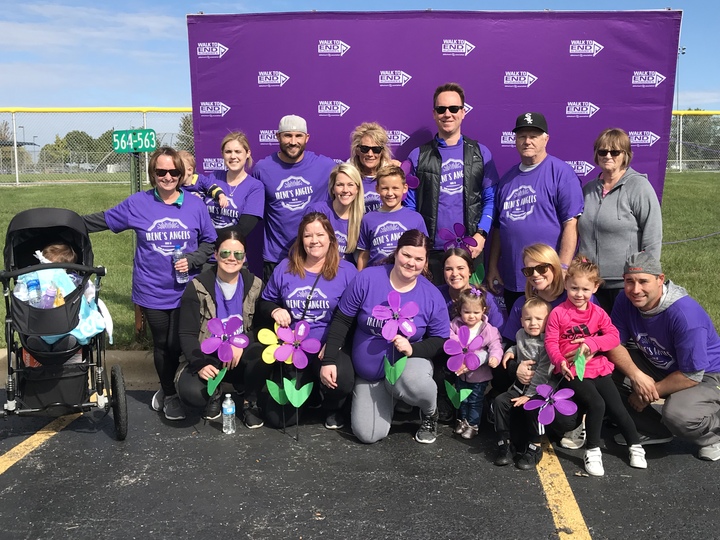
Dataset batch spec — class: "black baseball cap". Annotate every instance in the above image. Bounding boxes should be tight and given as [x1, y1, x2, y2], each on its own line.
[512, 112, 548, 134]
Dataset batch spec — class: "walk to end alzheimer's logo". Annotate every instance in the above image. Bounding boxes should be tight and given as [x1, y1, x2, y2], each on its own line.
[441, 39, 475, 56]
[569, 40, 604, 57]
[202, 158, 226, 171]
[632, 71, 666, 88]
[318, 100, 350, 117]
[387, 130, 410, 146]
[199, 102, 231, 117]
[196, 42, 228, 59]
[566, 102, 600, 118]
[500, 132, 516, 148]
[566, 161, 596, 176]
[463, 103, 473, 115]
[504, 71, 538, 88]
[259, 129, 277, 146]
[317, 39, 351, 57]
[379, 70, 412, 87]
[629, 131, 660, 147]
[257, 71, 289, 88]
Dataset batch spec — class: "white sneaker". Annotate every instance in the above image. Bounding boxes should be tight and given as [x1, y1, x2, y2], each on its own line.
[151, 388, 165, 411]
[560, 418, 586, 449]
[584, 447, 605, 476]
[698, 442, 720, 461]
[629, 444, 647, 469]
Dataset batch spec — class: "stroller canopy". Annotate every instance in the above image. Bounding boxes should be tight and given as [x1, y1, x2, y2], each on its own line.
[4, 208, 94, 271]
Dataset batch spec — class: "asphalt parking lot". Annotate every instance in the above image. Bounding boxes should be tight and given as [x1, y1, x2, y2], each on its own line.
[0, 352, 718, 540]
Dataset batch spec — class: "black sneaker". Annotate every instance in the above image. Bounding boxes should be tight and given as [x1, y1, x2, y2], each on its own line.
[516, 443, 543, 470]
[242, 401, 264, 429]
[202, 389, 222, 421]
[415, 409, 439, 444]
[437, 395, 455, 425]
[494, 440, 513, 467]
[324, 411, 345, 430]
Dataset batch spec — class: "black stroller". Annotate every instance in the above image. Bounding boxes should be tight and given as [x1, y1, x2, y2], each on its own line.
[0, 208, 127, 440]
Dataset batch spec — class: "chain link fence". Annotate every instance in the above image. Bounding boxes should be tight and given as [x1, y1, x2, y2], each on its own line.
[1, 108, 718, 184]
[0, 108, 192, 185]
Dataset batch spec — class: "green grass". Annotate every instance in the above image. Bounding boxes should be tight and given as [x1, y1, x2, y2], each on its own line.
[0, 171, 718, 350]
[0, 172, 127, 184]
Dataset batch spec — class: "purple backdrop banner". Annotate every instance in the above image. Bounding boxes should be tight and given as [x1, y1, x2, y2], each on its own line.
[187, 10, 680, 198]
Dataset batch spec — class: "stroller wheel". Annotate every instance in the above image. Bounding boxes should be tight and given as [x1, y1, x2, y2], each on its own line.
[110, 364, 128, 441]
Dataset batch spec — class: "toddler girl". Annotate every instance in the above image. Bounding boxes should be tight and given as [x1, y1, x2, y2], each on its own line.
[449, 287, 503, 439]
[545, 255, 646, 476]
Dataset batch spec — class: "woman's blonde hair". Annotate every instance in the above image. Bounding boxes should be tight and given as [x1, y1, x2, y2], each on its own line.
[220, 131, 253, 170]
[329, 163, 365, 254]
[522, 243, 565, 299]
[350, 122, 393, 176]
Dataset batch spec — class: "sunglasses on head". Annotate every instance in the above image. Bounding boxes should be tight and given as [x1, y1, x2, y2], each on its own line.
[155, 168, 181, 178]
[521, 263, 552, 277]
[434, 105, 463, 114]
[597, 149, 623, 157]
[359, 145, 384, 154]
[218, 249, 245, 261]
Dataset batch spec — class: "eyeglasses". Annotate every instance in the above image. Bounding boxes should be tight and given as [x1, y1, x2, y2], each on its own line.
[521, 263, 552, 277]
[155, 169, 181, 178]
[597, 149, 623, 157]
[359, 145, 384, 154]
[434, 105, 463, 114]
[218, 250, 245, 261]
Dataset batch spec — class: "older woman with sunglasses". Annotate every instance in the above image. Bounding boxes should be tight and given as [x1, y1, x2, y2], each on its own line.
[83, 146, 216, 421]
[176, 228, 266, 427]
[350, 122, 399, 213]
[578, 128, 662, 314]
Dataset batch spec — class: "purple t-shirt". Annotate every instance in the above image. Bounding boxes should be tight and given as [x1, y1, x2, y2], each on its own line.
[611, 288, 720, 374]
[437, 283, 506, 330]
[262, 258, 358, 343]
[215, 280, 246, 332]
[193, 171, 264, 229]
[104, 190, 217, 309]
[252, 151, 336, 263]
[362, 176, 382, 213]
[493, 154, 584, 292]
[358, 207, 428, 265]
[406, 136, 500, 249]
[338, 265, 449, 381]
[305, 200, 352, 262]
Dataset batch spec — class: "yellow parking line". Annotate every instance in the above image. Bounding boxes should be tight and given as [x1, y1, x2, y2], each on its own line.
[537, 440, 592, 539]
[0, 414, 81, 475]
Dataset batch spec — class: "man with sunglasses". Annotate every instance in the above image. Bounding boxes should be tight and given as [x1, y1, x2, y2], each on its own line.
[252, 115, 337, 282]
[405, 82, 500, 284]
[608, 252, 720, 461]
[487, 112, 584, 311]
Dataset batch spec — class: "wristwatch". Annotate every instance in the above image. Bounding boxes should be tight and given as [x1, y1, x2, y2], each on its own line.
[476, 228, 488, 239]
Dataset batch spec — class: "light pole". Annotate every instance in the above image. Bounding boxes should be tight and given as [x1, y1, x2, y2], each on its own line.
[33, 136, 38, 167]
[675, 46, 686, 171]
[18, 125, 25, 143]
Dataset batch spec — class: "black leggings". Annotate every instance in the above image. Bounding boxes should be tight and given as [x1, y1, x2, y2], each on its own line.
[564, 374, 640, 448]
[143, 307, 181, 396]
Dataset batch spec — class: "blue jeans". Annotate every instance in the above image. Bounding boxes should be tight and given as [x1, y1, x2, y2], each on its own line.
[457, 380, 489, 427]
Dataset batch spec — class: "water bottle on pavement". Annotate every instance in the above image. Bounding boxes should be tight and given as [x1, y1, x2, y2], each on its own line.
[25, 272, 42, 307]
[172, 245, 189, 284]
[222, 394, 236, 434]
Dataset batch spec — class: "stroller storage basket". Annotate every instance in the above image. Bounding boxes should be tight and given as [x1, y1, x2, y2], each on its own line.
[18, 361, 90, 413]
[10, 286, 83, 337]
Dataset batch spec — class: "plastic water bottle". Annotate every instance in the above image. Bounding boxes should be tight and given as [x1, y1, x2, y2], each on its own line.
[25, 272, 42, 307]
[13, 281, 29, 302]
[172, 245, 189, 284]
[222, 394, 236, 434]
[40, 282, 57, 309]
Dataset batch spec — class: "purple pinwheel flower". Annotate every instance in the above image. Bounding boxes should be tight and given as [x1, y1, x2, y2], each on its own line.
[438, 223, 479, 253]
[523, 384, 577, 425]
[443, 325, 485, 372]
[201, 316, 250, 363]
[399, 161, 420, 189]
[371, 290, 419, 342]
[274, 320, 321, 369]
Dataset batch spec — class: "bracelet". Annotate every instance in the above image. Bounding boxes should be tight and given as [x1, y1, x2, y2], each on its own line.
[560, 263, 569, 270]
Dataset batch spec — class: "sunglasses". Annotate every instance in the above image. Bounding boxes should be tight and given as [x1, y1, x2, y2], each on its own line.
[597, 149, 623, 157]
[521, 263, 552, 277]
[218, 249, 245, 261]
[359, 145, 384, 154]
[434, 105, 463, 114]
[155, 168, 182, 178]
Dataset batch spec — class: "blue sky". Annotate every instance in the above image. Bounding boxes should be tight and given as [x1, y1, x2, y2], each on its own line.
[1, 0, 717, 110]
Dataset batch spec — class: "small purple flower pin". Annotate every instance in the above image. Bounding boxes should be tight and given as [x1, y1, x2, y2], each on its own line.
[201, 316, 249, 363]
[371, 290, 419, 342]
[438, 223, 478, 253]
[274, 320, 321, 369]
[523, 384, 577, 425]
[443, 325, 485, 371]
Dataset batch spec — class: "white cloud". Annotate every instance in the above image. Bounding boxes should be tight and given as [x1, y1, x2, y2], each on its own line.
[677, 91, 720, 111]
